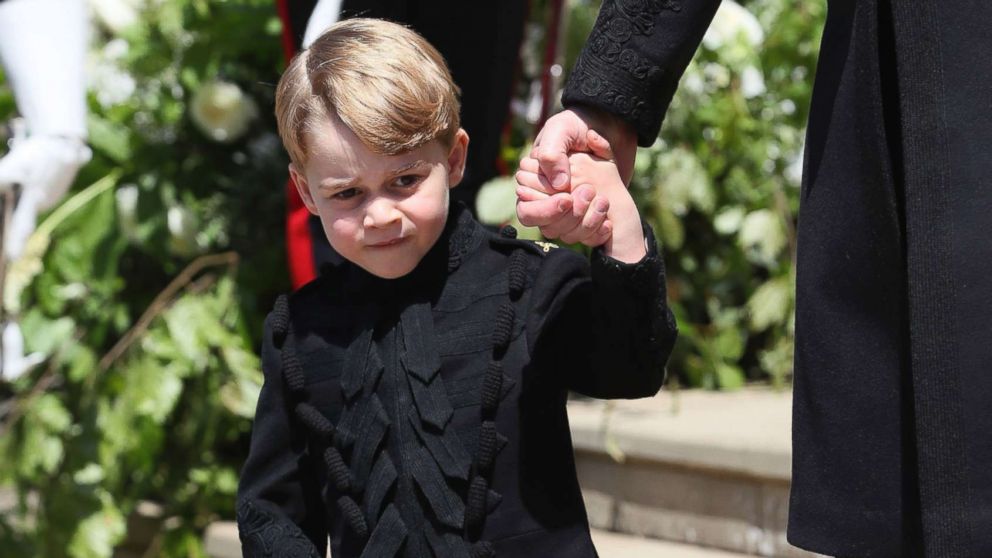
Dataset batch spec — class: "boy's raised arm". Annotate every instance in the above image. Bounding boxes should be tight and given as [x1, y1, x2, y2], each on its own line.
[520, 150, 677, 398]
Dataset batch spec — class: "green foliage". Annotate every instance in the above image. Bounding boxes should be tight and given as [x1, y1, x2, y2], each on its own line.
[0, 1, 282, 556]
[636, 0, 824, 389]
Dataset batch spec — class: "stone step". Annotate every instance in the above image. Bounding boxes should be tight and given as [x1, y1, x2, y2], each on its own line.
[591, 529, 751, 557]
[203, 521, 750, 558]
[567, 388, 825, 558]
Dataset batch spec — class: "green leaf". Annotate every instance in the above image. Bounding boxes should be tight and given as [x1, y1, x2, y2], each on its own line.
[67, 495, 126, 558]
[219, 374, 261, 418]
[712, 327, 745, 361]
[72, 463, 106, 485]
[33, 394, 72, 432]
[738, 209, 787, 268]
[475, 176, 517, 226]
[124, 361, 185, 423]
[714, 362, 745, 390]
[654, 147, 714, 216]
[655, 205, 685, 250]
[20, 313, 75, 357]
[87, 115, 132, 163]
[19, 423, 64, 476]
[747, 276, 792, 331]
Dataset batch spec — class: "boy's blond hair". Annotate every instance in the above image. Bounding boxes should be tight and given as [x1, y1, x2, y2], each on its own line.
[275, 18, 461, 166]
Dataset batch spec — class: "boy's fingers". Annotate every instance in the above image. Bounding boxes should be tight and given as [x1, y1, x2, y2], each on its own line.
[571, 185, 596, 216]
[516, 193, 572, 227]
[586, 220, 613, 247]
[516, 185, 549, 202]
[538, 200, 583, 239]
[514, 169, 555, 196]
[518, 157, 540, 174]
[561, 194, 609, 244]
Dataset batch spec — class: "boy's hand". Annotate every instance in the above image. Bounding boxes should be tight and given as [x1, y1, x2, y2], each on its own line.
[515, 156, 613, 248]
[516, 130, 647, 263]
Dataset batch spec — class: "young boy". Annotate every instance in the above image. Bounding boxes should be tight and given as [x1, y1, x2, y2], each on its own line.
[237, 18, 677, 558]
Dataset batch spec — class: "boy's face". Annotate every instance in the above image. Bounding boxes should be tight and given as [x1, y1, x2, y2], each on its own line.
[290, 115, 469, 279]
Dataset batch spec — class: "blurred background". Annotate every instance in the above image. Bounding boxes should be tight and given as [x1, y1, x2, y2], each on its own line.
[0, 0, 824, 555]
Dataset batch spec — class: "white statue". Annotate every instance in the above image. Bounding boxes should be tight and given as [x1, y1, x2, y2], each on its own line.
[0, 0, 92, 380]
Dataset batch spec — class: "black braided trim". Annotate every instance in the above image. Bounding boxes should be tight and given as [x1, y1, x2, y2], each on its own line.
[338, 495, 369, 540]
[479, 362, 503, 418]
[271, 295, 290, 349]
[281, 348, 306, 395]
[465, 475, 489, 530]
[465, 247, 529, 550]
[490, 302, 515, 354]
[323, 446, 351, 493]
[507, 251, 527, 300]
[475, 421, 499, 472]
[274, 300, 363, 541]
[294, 402, 334, 440]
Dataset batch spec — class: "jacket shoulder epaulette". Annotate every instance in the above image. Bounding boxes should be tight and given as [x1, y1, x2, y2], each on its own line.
[488, 225, 560, 257]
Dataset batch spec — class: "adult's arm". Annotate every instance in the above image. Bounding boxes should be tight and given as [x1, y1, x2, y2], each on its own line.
[527, 223, 678, 398]
[523, 0, 721, 230]
[562, 0, 722, 146]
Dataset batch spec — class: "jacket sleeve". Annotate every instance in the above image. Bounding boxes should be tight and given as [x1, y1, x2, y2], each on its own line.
[561, 0, 722, 145]
[236, 312, 327, 558]
[527, 223, 678, 398]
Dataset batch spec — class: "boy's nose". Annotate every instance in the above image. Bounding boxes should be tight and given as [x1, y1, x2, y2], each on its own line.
[363, 198, 401, 229]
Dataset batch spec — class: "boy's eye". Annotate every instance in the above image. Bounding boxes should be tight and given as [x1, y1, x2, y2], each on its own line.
[332, 188, 359, 200]
[394, 175, 422, 188]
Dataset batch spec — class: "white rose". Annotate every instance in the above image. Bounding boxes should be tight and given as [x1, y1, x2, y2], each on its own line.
[167, 205, 201, 256]
[115, 184, 140, 241]
[702, 0, 764, 51]
[89, 0, 140, 34]
[0, 322, 45, 381]
[190, 80, 259, 143]
[714, 206, 746, 235]
[740, 65, 766, 99]
[703, 63, 731, 89]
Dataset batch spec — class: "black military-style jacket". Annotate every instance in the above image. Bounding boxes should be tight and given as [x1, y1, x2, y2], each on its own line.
[236, 206, 676, 557]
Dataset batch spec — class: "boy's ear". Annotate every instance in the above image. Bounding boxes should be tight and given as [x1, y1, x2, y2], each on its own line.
[289, 163, 320, 216]
[446, 129, 470, 189]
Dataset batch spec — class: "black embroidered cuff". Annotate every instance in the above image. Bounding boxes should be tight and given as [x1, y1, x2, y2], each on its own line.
[590, 220, 665, 298]
[236, 499, 323, 558]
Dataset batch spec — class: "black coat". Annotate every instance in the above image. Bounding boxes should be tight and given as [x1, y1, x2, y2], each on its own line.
[563, 1, 992, 556]
[236, 207, 677, 557]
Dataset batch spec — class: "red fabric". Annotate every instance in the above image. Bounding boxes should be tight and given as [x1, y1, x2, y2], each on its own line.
[286, 178, 316, 288]
[277, 0, 317, 288]
[275, 0, 296, 63]
[537, 0, 565, 130]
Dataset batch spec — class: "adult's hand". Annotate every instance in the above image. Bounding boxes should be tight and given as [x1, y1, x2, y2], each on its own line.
[518, 106, 637, 230]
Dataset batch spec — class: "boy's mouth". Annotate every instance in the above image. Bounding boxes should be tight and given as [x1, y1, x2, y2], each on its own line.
[368, 237, 408, 248]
